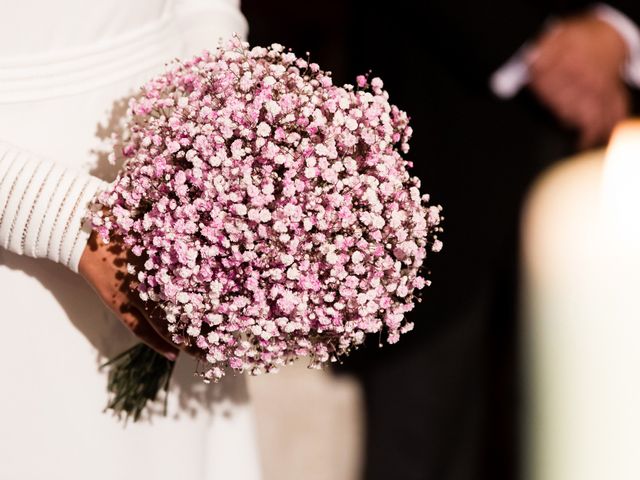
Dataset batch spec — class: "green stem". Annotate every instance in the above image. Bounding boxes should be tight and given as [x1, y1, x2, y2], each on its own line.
[100, 343, 175, 423]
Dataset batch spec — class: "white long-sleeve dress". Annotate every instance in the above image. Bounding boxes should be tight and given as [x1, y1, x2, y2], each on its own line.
[0, 1, 262, 479]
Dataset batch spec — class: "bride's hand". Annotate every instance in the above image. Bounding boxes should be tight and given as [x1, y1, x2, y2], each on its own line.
[78, 230, 179, 361]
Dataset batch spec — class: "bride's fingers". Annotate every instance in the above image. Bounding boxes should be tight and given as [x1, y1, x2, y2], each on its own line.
[116, 304, 178, 361]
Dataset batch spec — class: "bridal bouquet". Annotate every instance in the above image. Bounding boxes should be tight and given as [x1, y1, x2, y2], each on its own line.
[90, 37, 442, 420]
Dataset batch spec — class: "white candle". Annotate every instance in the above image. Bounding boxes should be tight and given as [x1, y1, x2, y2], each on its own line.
[523, 121, 640, 480]
[602, 120, 640, 240]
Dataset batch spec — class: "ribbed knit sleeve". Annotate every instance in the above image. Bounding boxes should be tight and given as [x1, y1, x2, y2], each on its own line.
[0, 142, 107, 272]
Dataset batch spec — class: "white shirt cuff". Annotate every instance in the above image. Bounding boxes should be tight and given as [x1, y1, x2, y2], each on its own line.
[593, 3, 640, 88]
[489, 44, 532, 99]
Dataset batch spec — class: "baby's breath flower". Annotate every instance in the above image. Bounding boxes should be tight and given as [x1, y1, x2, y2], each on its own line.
[89, 36, 442, 381]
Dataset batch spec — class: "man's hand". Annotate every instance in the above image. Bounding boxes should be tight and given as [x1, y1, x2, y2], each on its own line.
[527, 14, 631, 149]
[79, 230, 179, 361]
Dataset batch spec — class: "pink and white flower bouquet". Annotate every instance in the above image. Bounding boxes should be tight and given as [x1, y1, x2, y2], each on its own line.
[89, 37, 442, 420]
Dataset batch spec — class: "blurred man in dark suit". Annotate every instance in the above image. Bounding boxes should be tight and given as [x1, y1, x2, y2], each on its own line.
[343, 2, 640, 479]
[242, 1, 640, 478]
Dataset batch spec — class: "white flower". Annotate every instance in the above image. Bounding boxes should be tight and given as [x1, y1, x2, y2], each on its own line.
[326, 251, 339, 264]
[351, 251, 364, 263]
[345, 117, 358, 131]
[279, 233, 291, 243]
[187, 325, 200, 336]
[343, 157, 357, 171]
[270, 269, 283, 281]
[265, 100, 281, 115]
[257, 122, 272, 137]
[258, 208, 272, 222]
[273, 220, 288, 233]
[206, 313, 223, 325]
[371, 215, 386, 229]
[315, 144, 329, 156]
[396, 284, 409, 297]
[178, 267, 191, 278]
[251, 325, 263, 336]
[270, 64, 286, 76]
[210, 280, 223, 295]
[286, 266, 300, 280]
[199, 106, 212, 118]
[275, 153, 289, 164]
[248, 208, 260, 221]
[177, 292, 190, 303]
[280, 253, 294, 266]
[353, 264, 366, 275]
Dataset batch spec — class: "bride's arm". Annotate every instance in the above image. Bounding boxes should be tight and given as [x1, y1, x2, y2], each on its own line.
[0, 141, 105, 272]
[0, 141, 178, 360]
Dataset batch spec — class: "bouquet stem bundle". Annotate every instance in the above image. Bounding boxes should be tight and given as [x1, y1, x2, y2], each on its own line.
[101, 344, 174, 422]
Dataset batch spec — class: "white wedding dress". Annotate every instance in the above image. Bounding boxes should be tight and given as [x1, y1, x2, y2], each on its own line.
[0, 1, 262, 479]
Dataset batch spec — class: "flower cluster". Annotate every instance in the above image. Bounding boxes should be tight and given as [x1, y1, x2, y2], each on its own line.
[90, 37, 442, 381]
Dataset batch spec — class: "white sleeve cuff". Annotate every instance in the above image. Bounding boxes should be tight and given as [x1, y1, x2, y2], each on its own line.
[0, 142, 108, 272]
[489, 44, 532, 99]
[593, 3, 640, 88]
